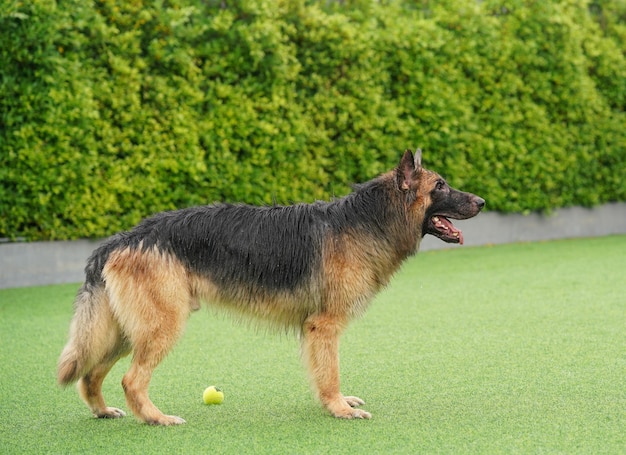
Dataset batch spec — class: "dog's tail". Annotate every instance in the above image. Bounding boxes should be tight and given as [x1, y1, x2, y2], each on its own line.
[57, 281, 112, 386]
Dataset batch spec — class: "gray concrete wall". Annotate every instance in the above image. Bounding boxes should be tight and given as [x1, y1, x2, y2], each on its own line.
[420, 201, 626, 250]
[0, 239, 103, 289]
[1, 202, 625, 289]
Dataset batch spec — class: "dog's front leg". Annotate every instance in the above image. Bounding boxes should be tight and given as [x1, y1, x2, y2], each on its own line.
[301, 314, 371, 419]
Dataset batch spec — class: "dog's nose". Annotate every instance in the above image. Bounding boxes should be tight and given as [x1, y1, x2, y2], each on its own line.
[475, 197, 485, 210]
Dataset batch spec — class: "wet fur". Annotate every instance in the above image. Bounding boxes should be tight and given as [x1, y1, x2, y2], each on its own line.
[58, 150, 484, 424]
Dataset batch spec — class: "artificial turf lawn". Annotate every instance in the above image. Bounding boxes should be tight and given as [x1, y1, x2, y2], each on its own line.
[0, 235, 625, 454]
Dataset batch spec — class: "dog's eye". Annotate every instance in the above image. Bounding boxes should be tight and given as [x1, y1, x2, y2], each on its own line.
[436, 180, 446, 190]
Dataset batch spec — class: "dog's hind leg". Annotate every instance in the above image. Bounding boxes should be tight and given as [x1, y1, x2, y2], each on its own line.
[302, 313, 371, 419]
[59, 284, 130, 419]
[105, 250, 192, 426]
[78, 342, 130, 419]
[121, 308, 190, 427]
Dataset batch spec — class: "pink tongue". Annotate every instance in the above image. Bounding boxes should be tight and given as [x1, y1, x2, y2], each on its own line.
[448, 223, 464, 244]
[435, 217, 464, 244]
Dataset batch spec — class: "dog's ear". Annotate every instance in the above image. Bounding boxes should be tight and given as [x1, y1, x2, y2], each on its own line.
[397, 149, 416, 191]
[414, 148, 422, 170]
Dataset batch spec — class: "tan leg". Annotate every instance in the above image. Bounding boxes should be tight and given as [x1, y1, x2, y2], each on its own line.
[105, 249, 192, 425]
[302, 314, 371, 419]
[122, 363, 185, 426]
[78, 359, 127, 419]
[75, 314, 130, 419]
[120, 309, 190, 426]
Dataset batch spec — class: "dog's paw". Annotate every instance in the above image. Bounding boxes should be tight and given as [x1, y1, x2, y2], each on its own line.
[327, 396, 371, 420]
[95, 407, 126, 419]
[146, 414, 187, 426]
[333, 407, 372, 420]
[350, 408, 372, 419]
[343, 396, 365, 408]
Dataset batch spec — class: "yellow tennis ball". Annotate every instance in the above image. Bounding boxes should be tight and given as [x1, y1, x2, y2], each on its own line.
[203, 386, 224, 405]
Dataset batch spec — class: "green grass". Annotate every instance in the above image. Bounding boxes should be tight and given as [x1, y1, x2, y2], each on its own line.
[1, 235, 625, 454]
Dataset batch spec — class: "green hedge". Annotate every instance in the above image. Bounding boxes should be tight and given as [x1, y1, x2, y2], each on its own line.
[1, 0, 624, 240]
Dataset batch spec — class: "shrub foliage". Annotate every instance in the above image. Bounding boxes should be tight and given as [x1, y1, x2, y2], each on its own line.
[1, 0, 624, 240]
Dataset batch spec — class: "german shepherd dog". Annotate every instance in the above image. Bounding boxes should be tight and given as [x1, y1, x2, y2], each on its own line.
[58, 149, 484, 424]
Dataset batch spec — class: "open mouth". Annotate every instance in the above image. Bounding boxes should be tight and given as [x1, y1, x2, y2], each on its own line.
[428, 215, 464, 244]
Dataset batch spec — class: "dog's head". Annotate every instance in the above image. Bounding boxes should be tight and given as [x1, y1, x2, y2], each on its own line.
[397, 149, 485, 244]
